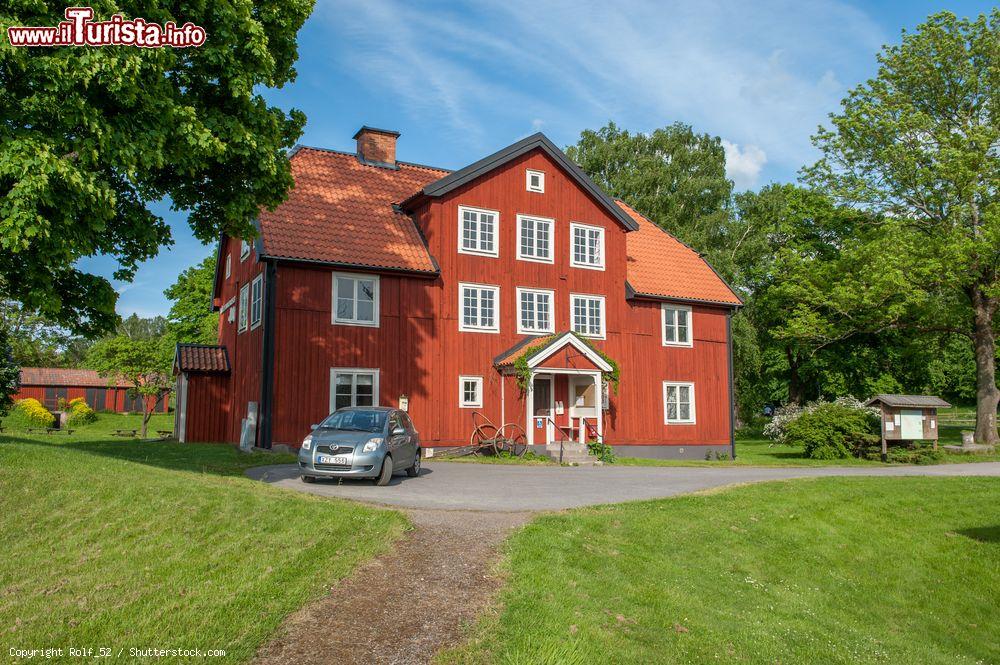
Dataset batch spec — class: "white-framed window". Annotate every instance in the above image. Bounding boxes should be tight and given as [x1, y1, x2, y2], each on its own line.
[237, 283, 249, 333]
[571, 293, 605, 338]
[225, 253, 232, 279]
[661, 304, 693, 347]
[458, 206, 499, 257]
[330, 368, 379, 411]
[459, 375, 483, 408]
[458, 283, 500, 333]
[570, 222, 605, 270]
[332, 272, 380, 327]
[240, 239, 250, 260]
[250, 274, 264, 330]
[222, 296, 236, 324]
[526, 169, 545, 193]
[663, 382, 696, 424]
[517, 214, 554, 263]
[517, 287, 554, 334]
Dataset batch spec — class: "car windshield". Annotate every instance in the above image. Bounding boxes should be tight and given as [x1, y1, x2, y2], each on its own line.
[319, 409, 387, 433]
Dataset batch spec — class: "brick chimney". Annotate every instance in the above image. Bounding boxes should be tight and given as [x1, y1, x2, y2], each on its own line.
[353, 126, 400, 167]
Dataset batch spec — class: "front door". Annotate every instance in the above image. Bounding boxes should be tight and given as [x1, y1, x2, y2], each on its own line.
[900, 409, 923, 440]
[532, 376, 553, 445]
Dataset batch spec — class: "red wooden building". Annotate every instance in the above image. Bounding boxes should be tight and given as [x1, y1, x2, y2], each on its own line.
[15, 367, 170, 413]
[175, 128, 742, 458]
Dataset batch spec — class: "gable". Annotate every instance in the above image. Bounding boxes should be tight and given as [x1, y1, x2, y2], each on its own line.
[402, 133, 638, 232]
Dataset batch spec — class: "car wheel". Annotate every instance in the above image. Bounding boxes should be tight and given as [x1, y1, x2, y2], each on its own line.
[301, 475, 316, 483]
[375, 456, 393, 486]
[406, 449, 421, 477]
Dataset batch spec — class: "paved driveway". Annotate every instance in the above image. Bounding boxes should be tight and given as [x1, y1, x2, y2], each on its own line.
[246, 461, 1000, 511]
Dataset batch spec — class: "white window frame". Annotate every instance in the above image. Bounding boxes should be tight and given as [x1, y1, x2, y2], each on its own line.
[329, 368, 380, 412]
[240, 239, 250, 260]
[459, 375, 483, 408]
[458, 282, 500, 333]
[332, 272, 380, 327]
[516, 214, 554, 264]
[516, 287, 555, 335]
[526, 169, 545, 193]
[570, 293, 606, 339]
[661, 303, 693, 347]
[457, 205, 500, 258]
[225, 253, 232, 279]
[250, 274, 264, 330]
[569, 222, 605, 271]
[237, 283, 249, 333]
[663, 381, 696, 424]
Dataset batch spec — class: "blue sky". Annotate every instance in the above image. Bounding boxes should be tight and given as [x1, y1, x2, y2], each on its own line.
[82, 0, 996, 318]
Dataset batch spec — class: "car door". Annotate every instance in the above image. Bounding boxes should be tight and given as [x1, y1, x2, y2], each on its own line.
[387, 412, 412, 470]
[402, 412, 419, 459]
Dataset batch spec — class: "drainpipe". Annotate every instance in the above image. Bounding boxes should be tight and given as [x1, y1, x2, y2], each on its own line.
[257, 260, 278, 449]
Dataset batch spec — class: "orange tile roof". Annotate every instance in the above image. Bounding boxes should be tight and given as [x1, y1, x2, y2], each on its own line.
[19, 367, 131, 388]
[258, 147, 448, 273]
[619, 200, 742, 306]
[174, 344, 230, 373]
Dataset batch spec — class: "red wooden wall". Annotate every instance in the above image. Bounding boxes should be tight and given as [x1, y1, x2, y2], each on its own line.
[182, 374, 231, 442]
[14, 385, 169, 413]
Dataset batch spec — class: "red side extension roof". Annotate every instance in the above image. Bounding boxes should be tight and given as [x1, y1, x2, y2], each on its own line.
[174, 344, 230, 373]
[258, 148, 447, 274]
[619, 200, 742, 307]
[19, 367, 131, 388]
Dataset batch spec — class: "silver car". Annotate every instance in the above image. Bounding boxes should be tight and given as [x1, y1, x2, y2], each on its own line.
[298, 407, 421, 486]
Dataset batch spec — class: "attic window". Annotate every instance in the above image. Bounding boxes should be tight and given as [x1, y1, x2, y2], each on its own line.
[526, 169, 544, 193]
[240, 239, 251, 260]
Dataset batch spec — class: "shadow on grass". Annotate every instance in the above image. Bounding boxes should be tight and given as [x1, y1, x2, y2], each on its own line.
[958, 526, 1000, 544]
[1, 435, 294, 478]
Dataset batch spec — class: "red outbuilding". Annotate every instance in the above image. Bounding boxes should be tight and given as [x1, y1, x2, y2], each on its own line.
[15, 367, 170, 414]
[174, 128, 742, 459]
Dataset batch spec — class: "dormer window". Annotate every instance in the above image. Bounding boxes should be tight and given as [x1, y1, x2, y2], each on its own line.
[526, 169, 544, 193]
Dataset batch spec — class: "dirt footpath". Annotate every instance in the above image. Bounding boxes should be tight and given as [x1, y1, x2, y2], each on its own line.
[254, 509, 530, 665]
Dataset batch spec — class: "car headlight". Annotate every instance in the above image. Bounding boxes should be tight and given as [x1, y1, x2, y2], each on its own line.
[301, 434, 313, 451]
[363, 437, 383, 453]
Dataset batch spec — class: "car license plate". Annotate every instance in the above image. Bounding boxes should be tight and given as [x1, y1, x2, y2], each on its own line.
[318, 454, 349, 465]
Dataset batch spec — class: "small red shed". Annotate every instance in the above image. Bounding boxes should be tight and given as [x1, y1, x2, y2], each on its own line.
[14, 367, 170, 414]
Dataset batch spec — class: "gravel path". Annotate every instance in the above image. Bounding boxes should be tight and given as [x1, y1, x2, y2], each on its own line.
[250, 461, 1000, 664]
[246, 460, 1000, 511]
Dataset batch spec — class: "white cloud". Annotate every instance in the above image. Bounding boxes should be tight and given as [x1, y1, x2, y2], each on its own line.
[316, 0, 886, 182]
[722, 140, 768, 189]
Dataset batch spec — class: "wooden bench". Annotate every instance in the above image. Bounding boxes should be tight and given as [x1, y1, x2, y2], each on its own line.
[27, 427, 74, 435]
[112, 429, 138, 437]
[156, 430, 173, 437]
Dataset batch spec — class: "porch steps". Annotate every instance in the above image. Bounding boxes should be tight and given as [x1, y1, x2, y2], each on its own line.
[544, 442, 600, 466]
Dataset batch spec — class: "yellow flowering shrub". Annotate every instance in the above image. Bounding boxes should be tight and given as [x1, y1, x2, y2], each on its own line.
[8, 398, 56, 428]
[66, 397, 97, 426]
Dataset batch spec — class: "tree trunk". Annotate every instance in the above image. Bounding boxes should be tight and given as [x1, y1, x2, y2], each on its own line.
[786, 347, 804, 405]
[971, 289, 1000, 446]
[141, 407, 151, 439]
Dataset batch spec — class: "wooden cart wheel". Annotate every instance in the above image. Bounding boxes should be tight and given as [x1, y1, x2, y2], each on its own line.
[470, 423, 499, 456]
[498, 423, 529, 457]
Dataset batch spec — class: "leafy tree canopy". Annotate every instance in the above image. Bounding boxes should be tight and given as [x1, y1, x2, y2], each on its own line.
[803, 10, 1000, 443]
[0, 0, 314, 337]
[164, 255, 218, 347]
[566, 121, 733, 262]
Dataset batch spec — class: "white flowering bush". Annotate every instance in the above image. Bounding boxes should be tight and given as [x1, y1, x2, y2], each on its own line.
[763, 396, 879, 444]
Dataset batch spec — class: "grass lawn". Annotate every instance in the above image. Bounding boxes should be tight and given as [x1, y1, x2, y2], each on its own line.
[440, 477, 1000, 664]
[0, 419, 408, 662]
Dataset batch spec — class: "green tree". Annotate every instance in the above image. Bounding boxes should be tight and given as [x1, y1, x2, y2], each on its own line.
[804, 10, 1000, 445]
[164, 255, 219, 346]
[1, 0, 313, 337]
[0, 328, 19, 415]
[566, 121, 733, 260]
[85, 336, 172, 438]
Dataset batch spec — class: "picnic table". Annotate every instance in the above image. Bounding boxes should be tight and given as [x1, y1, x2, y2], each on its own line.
[26, 427, 74, 435]
[156, 430, 173, 437]
[112, 429, 138, 437]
